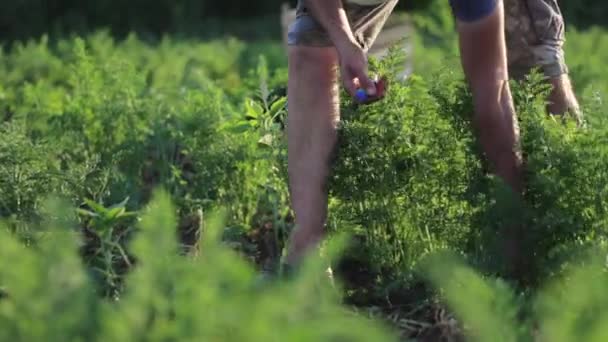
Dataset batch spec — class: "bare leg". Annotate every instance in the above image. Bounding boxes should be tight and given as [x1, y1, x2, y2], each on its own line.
[456, 2, 523, 193]
[285, 46, 340, 266]
[456, 1, 530, 283]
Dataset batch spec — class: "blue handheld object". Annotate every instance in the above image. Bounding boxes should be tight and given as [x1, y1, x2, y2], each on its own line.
[355, 89, 367, 102]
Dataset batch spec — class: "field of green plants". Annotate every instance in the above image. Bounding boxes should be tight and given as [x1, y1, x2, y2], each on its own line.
[1, 2, 608, 341]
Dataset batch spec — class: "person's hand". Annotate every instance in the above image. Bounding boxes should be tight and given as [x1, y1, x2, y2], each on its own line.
[336, 41, 377, 99]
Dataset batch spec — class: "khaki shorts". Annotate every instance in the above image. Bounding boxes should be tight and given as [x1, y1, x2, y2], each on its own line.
[287, 0, 399, 51]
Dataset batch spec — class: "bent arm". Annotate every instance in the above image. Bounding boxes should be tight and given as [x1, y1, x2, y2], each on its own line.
[304, 0, 359, 51]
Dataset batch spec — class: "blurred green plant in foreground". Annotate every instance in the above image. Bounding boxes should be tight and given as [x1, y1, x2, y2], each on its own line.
[0, 191, 397, 342]
[1, 192, 607, 341]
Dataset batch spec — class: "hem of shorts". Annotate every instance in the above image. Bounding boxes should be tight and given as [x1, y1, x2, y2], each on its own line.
[543, 63, 569, 78]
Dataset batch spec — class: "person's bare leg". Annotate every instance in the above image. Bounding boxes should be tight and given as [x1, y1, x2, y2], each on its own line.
[285, 46, 340, 267]
[456, 1, 530, 283]
[456, 2, 523, 193]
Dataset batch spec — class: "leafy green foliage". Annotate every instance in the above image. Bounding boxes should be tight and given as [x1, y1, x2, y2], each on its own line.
[492, 72, 608, 282]
[0, 200, 96, 342]
[422, 253, 526, 342]
[0, 192, 398, 341]
[564, 27, 608, 116]
[77, 197, 137, 296]
[1, 23, 608, 340]
[0, 33, 291, 292]
[329, 63, 481, 289]
[422, 247, 608, 342]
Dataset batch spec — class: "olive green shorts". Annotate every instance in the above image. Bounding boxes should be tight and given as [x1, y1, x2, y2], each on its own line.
[287, 0, 399, 51]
